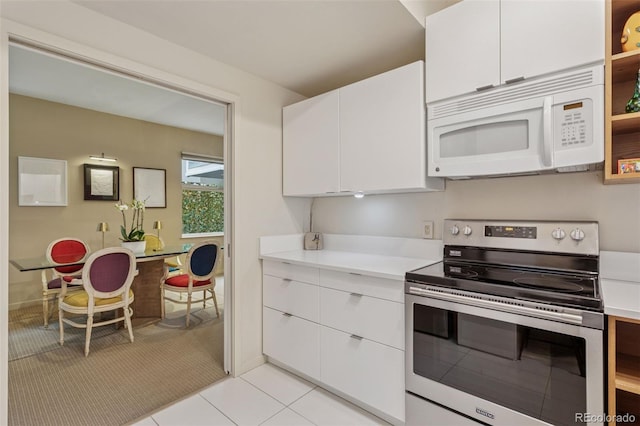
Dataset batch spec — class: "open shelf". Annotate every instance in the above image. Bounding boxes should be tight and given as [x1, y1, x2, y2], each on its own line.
[609, 315, 640, 425]
[616, 353, 640, 395]
[605, 1, 640, 184]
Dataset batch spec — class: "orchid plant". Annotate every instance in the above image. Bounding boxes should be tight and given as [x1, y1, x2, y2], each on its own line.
[115, 199, 146, 242]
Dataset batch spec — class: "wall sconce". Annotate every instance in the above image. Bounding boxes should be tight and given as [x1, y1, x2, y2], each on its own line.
[153, 220, 163, 251]
[89, 152, 117, 162]
[97, 222, 109, 248]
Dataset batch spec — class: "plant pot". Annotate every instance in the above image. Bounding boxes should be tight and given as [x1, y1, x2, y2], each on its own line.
[121, 240, 147, 254]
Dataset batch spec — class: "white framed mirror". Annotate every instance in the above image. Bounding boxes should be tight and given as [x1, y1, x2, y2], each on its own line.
[18, 156, 68, 206]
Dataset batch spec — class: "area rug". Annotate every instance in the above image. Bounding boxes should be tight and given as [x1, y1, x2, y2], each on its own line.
[8, 302, 226, 426]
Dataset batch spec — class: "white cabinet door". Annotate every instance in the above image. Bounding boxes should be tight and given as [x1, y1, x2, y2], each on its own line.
[263, 260, 319, 285]
[340, 61, 434, 193]
[319, 269, 404, 303]
[501, 0, 604, 84]
[425, 0, 500, 103]
[320, 287, 404, 350]
[263, 307, 320, 380]
[264, 275, 319, 322]
[320, 326, 405, 422]
[283, 90, 340, 196]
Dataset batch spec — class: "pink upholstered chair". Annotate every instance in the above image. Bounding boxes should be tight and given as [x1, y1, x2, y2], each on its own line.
[160, 241, 219, 327]
[58, 247, 137, 356]
[41, 238, 90, 327]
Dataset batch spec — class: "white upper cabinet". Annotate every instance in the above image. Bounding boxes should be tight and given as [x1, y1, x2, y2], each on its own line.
[283, 61, 444, 197]
[340, 61, 441, 193]
[426, 0, 605, 103]
[500, 0, 604, 83]
[425, 0, 500, 103]
[283, 90, 340, 196]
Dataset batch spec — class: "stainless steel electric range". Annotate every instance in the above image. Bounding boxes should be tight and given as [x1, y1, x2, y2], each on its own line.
[405, 219, 604, 426]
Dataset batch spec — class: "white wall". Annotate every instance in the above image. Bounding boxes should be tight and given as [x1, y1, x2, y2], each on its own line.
[313, 170, 640, 253]
[0, 2, 308, 421]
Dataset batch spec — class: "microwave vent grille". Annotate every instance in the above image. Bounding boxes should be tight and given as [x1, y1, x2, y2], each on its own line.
[430, 68, 597, 119]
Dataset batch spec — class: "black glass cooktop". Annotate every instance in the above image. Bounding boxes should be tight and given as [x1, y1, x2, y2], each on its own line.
[406, 247, 602, 312]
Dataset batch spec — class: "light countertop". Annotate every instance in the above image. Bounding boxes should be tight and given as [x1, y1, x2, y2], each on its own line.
[261, 249, 439, 281]
[600, 251, 640, 320]
[259, 234, 442, 281]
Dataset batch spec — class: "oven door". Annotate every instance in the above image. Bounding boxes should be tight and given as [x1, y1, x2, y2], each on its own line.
[405, 292, 604, 426]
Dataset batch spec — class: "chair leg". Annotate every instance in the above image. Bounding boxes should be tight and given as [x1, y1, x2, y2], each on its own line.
[212, 290, 220, 318]
[125, 307, 134, 343]
[43, 295, 49, 328]
[58, 308, 65, 346]
[186, 293, 192, 327]
[84, 315, 94, 357]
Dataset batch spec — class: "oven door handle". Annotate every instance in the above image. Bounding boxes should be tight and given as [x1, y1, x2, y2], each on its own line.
[408, 286, 585, 325]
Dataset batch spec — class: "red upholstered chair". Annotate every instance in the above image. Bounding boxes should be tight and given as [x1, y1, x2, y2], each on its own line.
[58, 247, 137, 356]
[41, 238, 90, 327]
[160, 241, 219, 327]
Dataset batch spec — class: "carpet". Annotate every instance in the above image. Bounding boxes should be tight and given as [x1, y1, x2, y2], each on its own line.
[8, 302, 226, 426]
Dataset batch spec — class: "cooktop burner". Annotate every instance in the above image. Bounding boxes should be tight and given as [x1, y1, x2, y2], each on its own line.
[513, 276, 586, 293]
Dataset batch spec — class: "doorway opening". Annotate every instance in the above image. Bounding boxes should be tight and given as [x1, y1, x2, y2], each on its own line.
[6, 40, 232, 425]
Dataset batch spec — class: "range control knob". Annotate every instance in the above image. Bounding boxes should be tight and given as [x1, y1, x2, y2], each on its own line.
[570, 228, 585, 241]
[463, 225, 473, 236]
[551, 228, 566, 241]
[450, 225, 460, 236]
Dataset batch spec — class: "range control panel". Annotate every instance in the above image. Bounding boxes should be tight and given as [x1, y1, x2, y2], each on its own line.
[484, 225, 537, 239]
[444, 219, 599, 255]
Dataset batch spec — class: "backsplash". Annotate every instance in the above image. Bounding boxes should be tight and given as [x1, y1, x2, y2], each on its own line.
[312, 170, 640, 253]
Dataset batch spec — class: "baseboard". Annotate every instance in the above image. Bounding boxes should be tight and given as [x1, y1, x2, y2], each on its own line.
[9, 299, 41, 312]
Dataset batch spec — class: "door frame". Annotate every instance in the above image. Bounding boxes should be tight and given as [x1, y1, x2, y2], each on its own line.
[0, 18, 238, 422]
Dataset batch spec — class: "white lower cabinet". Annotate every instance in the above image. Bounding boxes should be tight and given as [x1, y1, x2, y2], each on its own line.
[320, 326, 405, 422]
[262, 261, 405, 423]
[320, 286, 404, 350]
[263, 275, 319, 322]
[263, 306, 320, 380]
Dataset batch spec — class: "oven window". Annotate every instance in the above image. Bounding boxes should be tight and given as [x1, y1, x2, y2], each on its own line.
[413, 304, 586, 425]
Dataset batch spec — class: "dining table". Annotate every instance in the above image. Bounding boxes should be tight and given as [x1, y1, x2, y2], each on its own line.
[10, 244, 192, 321]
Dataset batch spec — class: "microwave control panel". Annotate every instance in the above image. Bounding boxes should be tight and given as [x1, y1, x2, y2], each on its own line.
[554, 99, 593, 150]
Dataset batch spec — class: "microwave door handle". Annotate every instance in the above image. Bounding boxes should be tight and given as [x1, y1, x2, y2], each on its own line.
[542, 96, 553, 167]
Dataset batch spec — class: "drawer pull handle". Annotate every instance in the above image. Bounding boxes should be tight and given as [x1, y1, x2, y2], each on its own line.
[505, 76, 525, 84]
[350, 334, 363, 340]
[282, 278, 292, 283]
[282, 312, 293, 317]
[282, 262, 291, 265]
[349, 272, 362, 276]
[350, 293, 363, 297]
[476, 84, 494, 91]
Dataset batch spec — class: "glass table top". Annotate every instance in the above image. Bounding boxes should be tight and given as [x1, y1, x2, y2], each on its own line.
[10, 244, 192, 272]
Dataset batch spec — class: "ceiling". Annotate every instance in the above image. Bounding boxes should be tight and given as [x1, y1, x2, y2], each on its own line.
[9, 44, 227, 135]
[9, 0, 458, 135]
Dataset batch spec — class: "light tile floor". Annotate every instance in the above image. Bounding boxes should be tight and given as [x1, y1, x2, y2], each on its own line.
[132, 363, 389, 426]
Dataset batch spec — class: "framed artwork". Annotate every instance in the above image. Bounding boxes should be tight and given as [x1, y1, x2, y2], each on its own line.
[84, 164, 119, 201]
[18, 156, 68, 206]
[133, 167, 166, 208]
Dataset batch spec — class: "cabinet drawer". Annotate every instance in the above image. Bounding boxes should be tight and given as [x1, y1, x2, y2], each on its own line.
[263, 306, 320, 380]
[319, 269, 403, 302]
[320, 287, 404, 350]
[320, 326, 405, 422]
[263, 274, 319, 322]
[263, 260, 319, 285]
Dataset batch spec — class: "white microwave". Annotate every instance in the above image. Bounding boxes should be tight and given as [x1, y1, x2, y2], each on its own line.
[427, 64, 604, 179]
